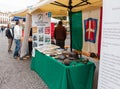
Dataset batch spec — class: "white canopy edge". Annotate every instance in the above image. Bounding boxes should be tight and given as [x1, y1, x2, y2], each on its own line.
[10, 9, 28, 16]
[30, 0, 55, 13]
[10, 0, 55, 16]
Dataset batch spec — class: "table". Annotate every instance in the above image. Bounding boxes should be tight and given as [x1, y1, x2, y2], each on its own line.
[31, 50, 96, 89]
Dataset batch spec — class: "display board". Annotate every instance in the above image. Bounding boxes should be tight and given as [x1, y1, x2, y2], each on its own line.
[82, 8, 102, 56]
[71, 8, 102, 56]
[98, 0, 120, 89]
[32, 12, 51, 47]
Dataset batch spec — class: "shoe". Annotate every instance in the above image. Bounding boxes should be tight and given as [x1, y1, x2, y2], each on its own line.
[17, 57, 20, 60]
[17, 57, 23, 60]
[17, 54, 20, 57]
[13, 56, 17, 59]
[8, 50, 12, 53]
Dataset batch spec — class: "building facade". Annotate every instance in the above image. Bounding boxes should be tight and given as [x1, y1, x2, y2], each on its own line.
[0, 12, 11, 27]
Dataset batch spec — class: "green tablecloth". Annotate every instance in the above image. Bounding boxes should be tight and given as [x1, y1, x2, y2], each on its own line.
[31, 50, 95, 89]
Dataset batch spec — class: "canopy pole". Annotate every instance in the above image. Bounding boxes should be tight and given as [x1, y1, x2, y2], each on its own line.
[69, 0, 73, 52]
[69, 10, 72, 52]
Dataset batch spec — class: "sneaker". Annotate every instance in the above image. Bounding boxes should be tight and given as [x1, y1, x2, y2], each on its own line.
[17, 57, 23, 60]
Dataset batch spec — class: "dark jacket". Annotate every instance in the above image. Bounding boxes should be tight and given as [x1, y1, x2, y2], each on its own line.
[54, 25, 66, 40]
[6, 28, 14, 39]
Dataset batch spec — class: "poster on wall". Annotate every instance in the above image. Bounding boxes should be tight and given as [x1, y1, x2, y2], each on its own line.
[98, 0, 120, 89]
[32, 12, 51, 47]
[32, 27, 38, 47]
[82, 8, 102, 56]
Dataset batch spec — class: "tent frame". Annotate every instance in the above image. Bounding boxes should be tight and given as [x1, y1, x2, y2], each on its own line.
[51, 0, 91, 51]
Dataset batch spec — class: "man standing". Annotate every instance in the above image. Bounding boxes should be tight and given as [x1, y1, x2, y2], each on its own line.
[13, 21, 22, 59]
[54, 21, 66, 49]
[6, 24, 14, 53]
[1, 26, 4, 35]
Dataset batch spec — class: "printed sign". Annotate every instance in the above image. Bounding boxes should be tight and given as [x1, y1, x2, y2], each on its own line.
[32, 12, 51, 47]
[98, 0, 120, 89]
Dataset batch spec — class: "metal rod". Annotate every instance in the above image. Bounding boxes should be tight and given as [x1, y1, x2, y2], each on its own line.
[69, 0, 73, 52]
[54, 1, 68, 8]
[69, 10, 72, 52]
[73, 1, 84, 8]
[75, 3, 89, 7]
[51, 3, 68, 8]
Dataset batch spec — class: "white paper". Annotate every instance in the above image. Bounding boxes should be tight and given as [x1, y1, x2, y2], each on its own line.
[98, 0, 120, 89]
[32, 48, 35, 57]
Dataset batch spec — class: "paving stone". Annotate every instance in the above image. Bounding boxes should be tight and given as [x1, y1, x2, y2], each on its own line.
[0, 32, 48, 89]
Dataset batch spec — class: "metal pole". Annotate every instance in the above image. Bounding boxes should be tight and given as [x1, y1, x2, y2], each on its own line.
[69, 0, 72, 52]
[69, 10, 72, 52]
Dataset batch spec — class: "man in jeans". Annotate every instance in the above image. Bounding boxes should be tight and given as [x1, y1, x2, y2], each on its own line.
[13, 21, 22, 59]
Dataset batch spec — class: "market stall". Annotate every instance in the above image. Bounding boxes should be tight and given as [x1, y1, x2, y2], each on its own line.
[10, 0, 102, 57]
[10, 0, 102, 88]
[31, 45, 95, 89]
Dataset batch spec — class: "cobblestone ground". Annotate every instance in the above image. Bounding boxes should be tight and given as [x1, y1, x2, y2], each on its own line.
[0, 32, 48, 89]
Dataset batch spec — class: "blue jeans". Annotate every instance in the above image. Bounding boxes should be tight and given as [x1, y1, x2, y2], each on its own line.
[13, 39, 21, 57]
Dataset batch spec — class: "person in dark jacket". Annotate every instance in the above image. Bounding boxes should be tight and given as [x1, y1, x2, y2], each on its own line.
[54, 21, 66, 49]
[6, 24, 14, 53]
[1, 26, 4, 32]
[28, 28, 32, 56]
